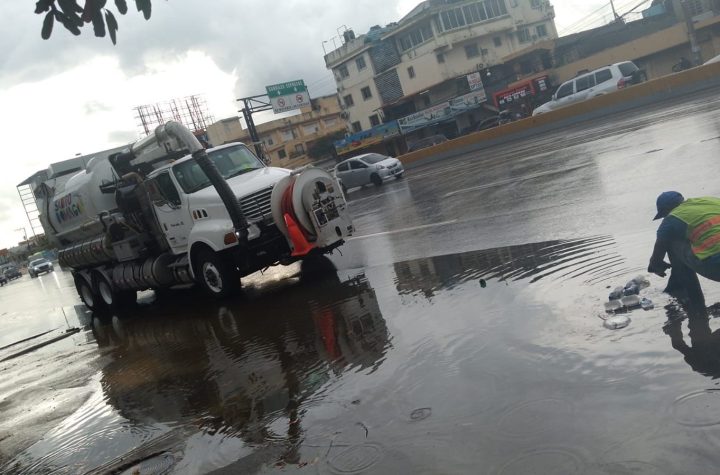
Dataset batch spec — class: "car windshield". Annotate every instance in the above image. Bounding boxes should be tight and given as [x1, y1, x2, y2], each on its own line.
[361, 154, 387, 164]
[172, 145, 265, 193]
[30, 259, 47, 266]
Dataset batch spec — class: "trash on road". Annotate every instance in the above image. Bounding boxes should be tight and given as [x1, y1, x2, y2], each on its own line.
[604, 315, 631, 330]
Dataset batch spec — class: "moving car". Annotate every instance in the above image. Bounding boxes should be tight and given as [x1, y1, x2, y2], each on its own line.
[334, 153, 404, 191]
[533, 61, 644, 116]
[406, 134, 448, 152]
[28, 258, 53, 278]
[3, 266, 21, 280]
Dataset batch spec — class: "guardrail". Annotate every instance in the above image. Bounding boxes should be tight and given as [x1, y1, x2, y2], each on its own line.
[398, 61, 720, 167]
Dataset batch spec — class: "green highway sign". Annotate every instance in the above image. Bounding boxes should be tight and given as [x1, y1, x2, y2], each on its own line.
[266, 80, 307, 98]
[265, 79, 311, 114]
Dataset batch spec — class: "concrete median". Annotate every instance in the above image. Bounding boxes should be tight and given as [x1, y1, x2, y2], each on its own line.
[398, 61, 720, 167]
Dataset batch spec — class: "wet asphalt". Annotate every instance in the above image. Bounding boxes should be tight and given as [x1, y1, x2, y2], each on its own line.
[4, 90, 720, 474]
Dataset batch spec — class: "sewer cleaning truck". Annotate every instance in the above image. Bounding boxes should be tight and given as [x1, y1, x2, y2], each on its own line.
[33, 121, 353, 310]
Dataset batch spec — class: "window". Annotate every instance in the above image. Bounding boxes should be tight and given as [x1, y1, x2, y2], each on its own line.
[517, 27, 531, 43]
[303, 123, 319, 135]
[294, 144, 305, 154]
[369, 114, 381, 127]
[361, 86, 373, 100]
[337, 162, 350, 172]
[324, 118, 337, 127]
[356, 56, 366, 71]
[280, 129, 296, 141]
[278, 149, 287, 159]
[153, 172, 181, 207]
[172, 145, 263, 193]
[398, 23, 434, 51]
[408, 66, 416, 78]
[436, 53, 445, 63]
[536, 24, 548, 37]
[439, 1, 507, 31]
[343, 94, 354, 107]
[441, 8, 466, 30]
[465, 43, 480, 59]
[350, 160, 367, 170]
[555, 82, 574, 99]
[337, 65, 349, 79]
[351, 121, 362, 132]
[263, 136, 273, 146]
[493, 36, 502, 47]
[595, 68, 612, 84]
[575, 74, 595, 92]
[618, 62, 639, 77]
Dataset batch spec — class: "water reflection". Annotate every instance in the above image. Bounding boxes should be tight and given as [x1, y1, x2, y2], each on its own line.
[394, 236, 623, 298]
[11, 272, 389, 474]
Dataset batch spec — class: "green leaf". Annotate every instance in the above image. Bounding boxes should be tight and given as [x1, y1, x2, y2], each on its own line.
[105, 10, 118, 44]
[34, 0, 53, 14]
[115, 0, 128, 15]
[91, 9, 105, 37]
[136, 0, 151, 20]
[41, 10, 54, 39]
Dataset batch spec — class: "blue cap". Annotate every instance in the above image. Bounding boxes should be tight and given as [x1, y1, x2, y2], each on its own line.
[654, 191, 684, 220]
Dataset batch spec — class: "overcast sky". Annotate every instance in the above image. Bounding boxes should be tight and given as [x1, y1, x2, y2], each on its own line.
[0, 0, 628, 249]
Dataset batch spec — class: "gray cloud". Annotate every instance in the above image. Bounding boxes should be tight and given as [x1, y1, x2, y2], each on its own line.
[2, 1, 407, 100]
[107, 130, 138, 144]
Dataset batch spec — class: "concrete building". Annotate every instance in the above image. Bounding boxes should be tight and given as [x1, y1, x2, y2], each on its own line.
[498, 0, 720, 107]
[207, 95, 347, 168]
[324, 0, 558, 140]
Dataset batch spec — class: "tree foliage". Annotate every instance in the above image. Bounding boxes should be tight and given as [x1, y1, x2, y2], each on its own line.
[35, 0, 153, 44]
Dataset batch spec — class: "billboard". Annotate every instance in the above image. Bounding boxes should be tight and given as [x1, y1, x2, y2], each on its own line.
[398, 89, 487, 133]
[334, 121, 401, 155]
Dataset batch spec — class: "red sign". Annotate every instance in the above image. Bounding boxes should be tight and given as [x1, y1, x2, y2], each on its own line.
[493, 75, 550, 109]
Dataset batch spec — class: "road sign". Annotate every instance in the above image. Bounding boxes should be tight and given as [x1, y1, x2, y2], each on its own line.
[266, 80, 311, 113]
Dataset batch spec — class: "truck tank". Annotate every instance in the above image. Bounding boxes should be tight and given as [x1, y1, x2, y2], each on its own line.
[38, 156, 120, 245]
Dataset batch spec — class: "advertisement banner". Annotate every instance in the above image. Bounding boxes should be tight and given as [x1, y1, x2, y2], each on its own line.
[398, 89, 487, 133]
[334, 120, 401, 155]
[467, 72, 484, 92]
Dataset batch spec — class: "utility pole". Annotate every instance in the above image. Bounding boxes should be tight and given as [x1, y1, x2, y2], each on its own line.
[609, 0, 620, 20]
[681, 0, 703, 65]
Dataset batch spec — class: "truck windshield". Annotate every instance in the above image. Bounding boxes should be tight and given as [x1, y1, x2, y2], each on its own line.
[172, 145, 265, 193]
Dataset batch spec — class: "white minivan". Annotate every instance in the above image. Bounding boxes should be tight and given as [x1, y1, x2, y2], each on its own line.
[533, 61, 643, 115]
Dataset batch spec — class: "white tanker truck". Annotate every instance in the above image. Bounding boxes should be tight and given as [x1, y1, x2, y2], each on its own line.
[34, 121, 353, 310]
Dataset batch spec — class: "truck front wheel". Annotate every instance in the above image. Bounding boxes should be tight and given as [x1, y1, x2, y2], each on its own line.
[194, 249, 240, 299]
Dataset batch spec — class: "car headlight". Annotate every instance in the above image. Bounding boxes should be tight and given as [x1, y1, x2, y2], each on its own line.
[376, 165, 386, 170]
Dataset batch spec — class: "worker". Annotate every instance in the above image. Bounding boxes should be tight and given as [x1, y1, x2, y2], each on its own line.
[648, 191, 720, 300]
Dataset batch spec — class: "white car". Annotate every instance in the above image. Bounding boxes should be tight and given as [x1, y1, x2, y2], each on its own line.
[334, 153, 404, 192]
[28, 258, 53, 278]
[533, 61, 643, 115]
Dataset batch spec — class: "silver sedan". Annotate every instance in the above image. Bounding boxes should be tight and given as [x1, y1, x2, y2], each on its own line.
[334, 153, 404, 192]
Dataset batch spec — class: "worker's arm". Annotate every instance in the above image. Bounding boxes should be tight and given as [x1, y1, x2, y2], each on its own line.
[648, 216, 686, 277]
[648, 238, 672, 277]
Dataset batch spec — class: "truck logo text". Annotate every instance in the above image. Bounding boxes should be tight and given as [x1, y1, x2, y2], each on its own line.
[54, 193, 85, 223]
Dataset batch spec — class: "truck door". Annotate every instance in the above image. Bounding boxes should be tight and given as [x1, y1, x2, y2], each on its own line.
[148, 171, 193, 253]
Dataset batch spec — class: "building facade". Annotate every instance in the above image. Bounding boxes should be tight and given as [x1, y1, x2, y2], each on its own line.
[324, 0, 558, 136]
[207, 95, 347, 168]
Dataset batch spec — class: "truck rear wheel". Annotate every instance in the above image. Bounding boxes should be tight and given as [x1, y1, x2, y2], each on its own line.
[75, 276, 99, 311]
[95, 273, 137, 309]
[194, 249, 240, 299]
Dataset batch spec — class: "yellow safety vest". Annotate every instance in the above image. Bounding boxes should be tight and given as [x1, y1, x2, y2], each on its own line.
[670, 197, 720, 260]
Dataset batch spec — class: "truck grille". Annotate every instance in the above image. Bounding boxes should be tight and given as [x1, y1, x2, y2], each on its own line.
[239, 186, 274, 223]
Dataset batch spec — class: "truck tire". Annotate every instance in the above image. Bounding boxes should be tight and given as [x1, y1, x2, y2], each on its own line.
[75, 276, 99, 311]
[95, 273, 136, 309]
[194, 249, 240, 299]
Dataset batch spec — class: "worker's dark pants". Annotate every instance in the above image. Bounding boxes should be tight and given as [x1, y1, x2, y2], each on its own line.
[665, 240, 720, 306]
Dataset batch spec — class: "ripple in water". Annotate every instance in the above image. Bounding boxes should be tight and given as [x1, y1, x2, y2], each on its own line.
[327, 442, 384, 474]
[495, 448, 586, 475]
[670, 389, 720, 427]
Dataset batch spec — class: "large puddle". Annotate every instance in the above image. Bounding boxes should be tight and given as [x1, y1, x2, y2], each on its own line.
[3, 235, 720, 474]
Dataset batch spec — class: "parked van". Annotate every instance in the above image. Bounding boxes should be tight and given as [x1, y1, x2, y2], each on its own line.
[532, 61, 644, 115]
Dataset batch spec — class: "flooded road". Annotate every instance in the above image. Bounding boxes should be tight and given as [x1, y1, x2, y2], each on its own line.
[4, 92, 720, 474]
